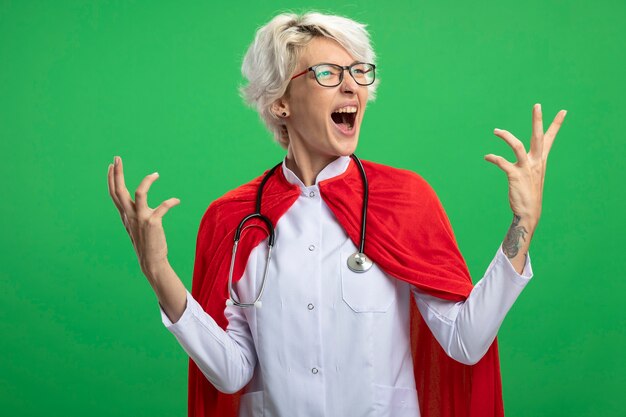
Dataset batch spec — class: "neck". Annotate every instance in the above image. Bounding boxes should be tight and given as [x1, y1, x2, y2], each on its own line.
[286, 144, 338, 187]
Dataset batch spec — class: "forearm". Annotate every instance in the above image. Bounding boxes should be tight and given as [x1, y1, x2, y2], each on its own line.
[146, 261, 188, 323]
[503, 214, 537, 275]
[161, 291, 257, 394]
[413, 244, 533, 365]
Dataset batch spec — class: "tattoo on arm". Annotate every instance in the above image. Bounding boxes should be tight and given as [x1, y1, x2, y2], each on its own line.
[503, 214, 528, 259]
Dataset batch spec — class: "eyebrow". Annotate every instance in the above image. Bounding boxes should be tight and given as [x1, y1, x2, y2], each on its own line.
[310, 60, 361, 67]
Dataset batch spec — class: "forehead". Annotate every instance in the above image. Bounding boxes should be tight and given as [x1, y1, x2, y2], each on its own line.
[299, 37, 356, 68]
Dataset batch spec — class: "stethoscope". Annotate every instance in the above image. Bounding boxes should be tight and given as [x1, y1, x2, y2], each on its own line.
[226, 154, 373, 308]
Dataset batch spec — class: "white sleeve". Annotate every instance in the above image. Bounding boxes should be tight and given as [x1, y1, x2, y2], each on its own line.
[159, 289, 257, 394]
[412, 244, 533, 365]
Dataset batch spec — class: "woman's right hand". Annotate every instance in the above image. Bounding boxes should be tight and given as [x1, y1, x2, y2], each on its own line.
[107, 156, 181, 281]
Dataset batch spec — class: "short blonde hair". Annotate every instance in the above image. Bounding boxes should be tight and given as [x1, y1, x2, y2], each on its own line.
[239, 11, 379, 149]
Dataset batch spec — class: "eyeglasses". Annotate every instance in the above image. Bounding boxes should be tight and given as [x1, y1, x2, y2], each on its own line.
[291, 62, 376, 87]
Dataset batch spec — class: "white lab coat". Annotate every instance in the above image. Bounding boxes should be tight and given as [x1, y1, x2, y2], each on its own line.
[160, 155, 533, 417]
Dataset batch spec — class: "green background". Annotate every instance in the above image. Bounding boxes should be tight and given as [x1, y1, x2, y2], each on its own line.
[1, 1, 624, 416]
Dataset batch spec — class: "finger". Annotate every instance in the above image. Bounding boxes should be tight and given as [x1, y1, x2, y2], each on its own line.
[493, 129, 528, 166]
[108, 162, 130, 226]
[135, 172, 160, 217]
[530, 103, 544, 158]
[543, 110, 567, 158]
[113, 156, 135, 213]
[484, 154, 515, 175]
[107, 163, 122, 210]
[153, 198, 181, 219]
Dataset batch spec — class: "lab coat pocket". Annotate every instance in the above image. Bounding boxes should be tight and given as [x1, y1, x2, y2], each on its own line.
[239, 390, 264, 417]
[340, 239, 397, 313]
[373, 384, 420, 417]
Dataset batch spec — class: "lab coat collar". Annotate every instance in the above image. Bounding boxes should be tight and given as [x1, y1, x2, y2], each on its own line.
[281, 155, 352, 190]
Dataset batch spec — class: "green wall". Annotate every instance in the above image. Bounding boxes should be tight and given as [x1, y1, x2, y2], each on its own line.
[1, 1, 624, 416]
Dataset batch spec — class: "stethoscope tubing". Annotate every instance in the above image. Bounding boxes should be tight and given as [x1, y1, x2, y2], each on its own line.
[227, 154, 370, 308]
[351, 154, 368, 255]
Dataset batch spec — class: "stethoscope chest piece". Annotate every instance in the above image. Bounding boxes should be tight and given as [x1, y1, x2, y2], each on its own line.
[347, 252, 373, 273]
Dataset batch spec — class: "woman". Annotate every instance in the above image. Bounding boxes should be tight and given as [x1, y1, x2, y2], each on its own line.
[107, 11, 566, 417]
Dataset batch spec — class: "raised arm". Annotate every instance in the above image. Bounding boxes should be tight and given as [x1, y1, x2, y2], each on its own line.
[484, 103, 567, 273]
[414, 104, 566, 364]
[107, 155, 256, 393]
[107, 155, 186, 321]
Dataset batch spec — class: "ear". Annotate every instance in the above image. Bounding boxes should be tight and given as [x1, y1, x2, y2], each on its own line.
[271, 97, 290, 118]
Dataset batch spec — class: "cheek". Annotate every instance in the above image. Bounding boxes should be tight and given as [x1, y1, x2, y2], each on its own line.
[360, 91, 369, 109]
[303, 98, 332, 126]
[290, 86, 335, 130]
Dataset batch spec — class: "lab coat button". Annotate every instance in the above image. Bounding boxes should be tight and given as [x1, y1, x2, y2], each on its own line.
[307, 303, 314, 310]
[308, 245, 315, 251]
[311, 367, 319, 374]
[309, 191, 316, 197]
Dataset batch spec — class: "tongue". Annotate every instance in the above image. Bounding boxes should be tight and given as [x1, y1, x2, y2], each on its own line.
[331, 112, 352, 128]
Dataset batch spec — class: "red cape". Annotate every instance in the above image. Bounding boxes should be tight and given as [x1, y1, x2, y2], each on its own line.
[187, 158, 504, 417]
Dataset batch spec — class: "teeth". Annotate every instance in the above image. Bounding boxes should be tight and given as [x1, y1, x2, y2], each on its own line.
[334, 106, 357, 113]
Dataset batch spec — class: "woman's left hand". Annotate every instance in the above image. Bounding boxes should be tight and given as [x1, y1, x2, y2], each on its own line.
[484, 104, 567, 229]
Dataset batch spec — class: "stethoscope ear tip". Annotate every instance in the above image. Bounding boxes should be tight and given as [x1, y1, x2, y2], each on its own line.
[226, 299, 234, 306]
[254, 301, 263, 309]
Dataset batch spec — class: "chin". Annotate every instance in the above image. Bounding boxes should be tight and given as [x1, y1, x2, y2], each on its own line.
[328, 125, 360, 156]
[341, 140, 358, 156]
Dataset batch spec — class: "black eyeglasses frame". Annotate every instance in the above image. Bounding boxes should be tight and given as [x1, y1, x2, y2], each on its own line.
[290, 62, 376, 87]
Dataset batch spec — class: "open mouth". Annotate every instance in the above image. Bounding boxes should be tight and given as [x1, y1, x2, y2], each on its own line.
[330, 107, 357, 131]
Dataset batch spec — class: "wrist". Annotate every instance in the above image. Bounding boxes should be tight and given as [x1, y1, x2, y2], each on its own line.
[514, 213, 538, 234]
[503, 214, 536, 260]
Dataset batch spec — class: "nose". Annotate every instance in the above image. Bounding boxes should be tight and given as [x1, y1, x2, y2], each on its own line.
[340, 69, 358, 94]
